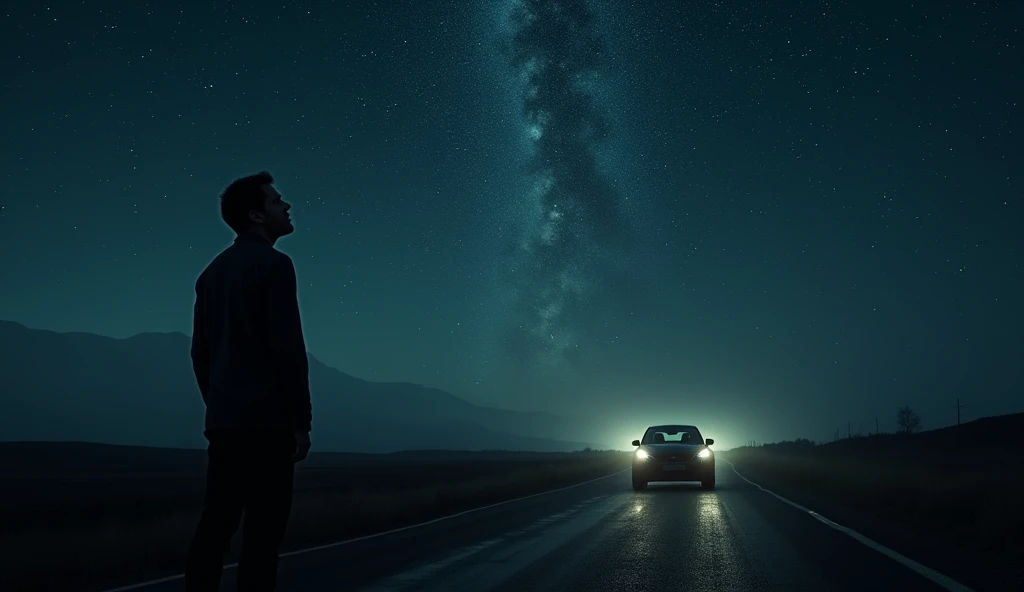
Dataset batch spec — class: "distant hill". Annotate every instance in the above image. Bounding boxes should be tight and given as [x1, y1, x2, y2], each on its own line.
[0, 321, 592, 452]
[826, 412, 1024, 453]
[726, 412, 1024, 467]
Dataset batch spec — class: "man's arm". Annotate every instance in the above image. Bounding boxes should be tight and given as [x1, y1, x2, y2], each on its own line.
[190, 279, 210, 403]
[268, 255, 312, 432]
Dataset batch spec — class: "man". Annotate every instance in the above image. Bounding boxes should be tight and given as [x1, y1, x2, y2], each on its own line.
[186, 171, 312, 592]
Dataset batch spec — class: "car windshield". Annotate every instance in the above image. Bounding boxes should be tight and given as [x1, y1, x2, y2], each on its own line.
[642, 426, 703, 445]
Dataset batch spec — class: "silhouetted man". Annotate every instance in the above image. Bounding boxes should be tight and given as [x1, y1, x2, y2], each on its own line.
[186, 171, 312, 592]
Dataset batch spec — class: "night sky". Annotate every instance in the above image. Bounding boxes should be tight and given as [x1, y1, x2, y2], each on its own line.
[3, 1, 1022, 448]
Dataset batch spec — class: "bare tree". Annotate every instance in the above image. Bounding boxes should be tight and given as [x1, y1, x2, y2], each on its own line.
[896, 406, 921, 434]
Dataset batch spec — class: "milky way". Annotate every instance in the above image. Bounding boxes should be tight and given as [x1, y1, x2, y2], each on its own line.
[6, 0, 1022, 440]
[500, 0, 623, 369]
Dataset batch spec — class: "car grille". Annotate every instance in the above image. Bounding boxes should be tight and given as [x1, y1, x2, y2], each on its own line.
[649, 452, 697, 462]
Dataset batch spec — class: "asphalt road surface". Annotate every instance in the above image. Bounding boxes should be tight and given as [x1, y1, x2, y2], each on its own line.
[118, 462, 972, 592]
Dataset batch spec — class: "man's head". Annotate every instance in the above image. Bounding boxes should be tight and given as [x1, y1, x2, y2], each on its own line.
[219, 171, 294, 243]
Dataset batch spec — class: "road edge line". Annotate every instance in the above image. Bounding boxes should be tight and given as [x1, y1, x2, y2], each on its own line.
[102, 466, 629, 591]
[724, 460, 974, 592]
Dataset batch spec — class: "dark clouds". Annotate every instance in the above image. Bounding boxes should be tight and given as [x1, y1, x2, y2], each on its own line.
[500, 0, 624, 369]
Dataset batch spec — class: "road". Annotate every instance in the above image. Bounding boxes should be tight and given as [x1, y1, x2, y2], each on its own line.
[121, 462, 971, 592]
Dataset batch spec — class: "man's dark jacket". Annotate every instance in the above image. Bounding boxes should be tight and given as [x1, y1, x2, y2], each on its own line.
[190, 232, 312, 433]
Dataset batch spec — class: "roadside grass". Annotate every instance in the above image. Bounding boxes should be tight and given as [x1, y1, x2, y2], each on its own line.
[722, 445, 1024, 561]
[1, 452, 629, 591]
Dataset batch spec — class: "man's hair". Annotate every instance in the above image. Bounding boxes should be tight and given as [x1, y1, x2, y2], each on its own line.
[220, 171, 274, 234]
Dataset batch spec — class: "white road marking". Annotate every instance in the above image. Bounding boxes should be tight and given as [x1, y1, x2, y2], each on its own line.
[726, 460, 975, 592]
[361, 495, 627, 591]
[377, 494, 631, 591]
[365, 538, 506, 588]
[102, 468, 629, 592]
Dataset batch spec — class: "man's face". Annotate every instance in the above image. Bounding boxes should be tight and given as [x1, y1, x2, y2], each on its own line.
[252, 184, 294, 238]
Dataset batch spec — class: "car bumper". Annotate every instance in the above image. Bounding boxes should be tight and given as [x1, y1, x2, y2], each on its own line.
[633, 460, 714, 482]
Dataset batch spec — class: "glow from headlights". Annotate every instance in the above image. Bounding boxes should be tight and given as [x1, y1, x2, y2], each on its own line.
[698, 448, 712, 459]
[635, 449, 649, 460]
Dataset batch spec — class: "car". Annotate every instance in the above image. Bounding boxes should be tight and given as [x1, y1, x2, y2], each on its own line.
[631, 424, 715, 490]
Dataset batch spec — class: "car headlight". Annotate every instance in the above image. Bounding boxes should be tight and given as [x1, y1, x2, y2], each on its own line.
[698, 448, 712, 459]
[635, 449, 649, 460]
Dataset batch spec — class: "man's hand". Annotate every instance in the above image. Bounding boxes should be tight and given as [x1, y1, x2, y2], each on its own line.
[293, 430, 311, 463]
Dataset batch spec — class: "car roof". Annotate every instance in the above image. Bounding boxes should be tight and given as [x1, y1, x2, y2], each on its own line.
[646, 424, 699, 431]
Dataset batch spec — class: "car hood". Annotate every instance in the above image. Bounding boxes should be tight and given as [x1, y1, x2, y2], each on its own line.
[643, 443, 706, 453]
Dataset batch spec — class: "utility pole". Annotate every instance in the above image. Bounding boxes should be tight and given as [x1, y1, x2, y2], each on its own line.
[875, 417, 879, 435]
[848, 421, 851, 439]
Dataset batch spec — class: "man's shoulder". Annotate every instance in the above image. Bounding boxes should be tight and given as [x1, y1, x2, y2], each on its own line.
[232, 243, 295, 283]
[195, 241, 294, 290]
[221, 240, 292, 266]
[261, 247, 294, 275]
[234, 239, 291, 263]
[267, 247, 292, 263]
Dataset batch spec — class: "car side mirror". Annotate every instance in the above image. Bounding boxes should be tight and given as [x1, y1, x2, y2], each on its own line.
[705, 438, 714, 446]
[631, 439, 640, 447]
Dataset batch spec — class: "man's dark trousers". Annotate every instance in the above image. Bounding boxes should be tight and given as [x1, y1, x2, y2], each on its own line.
[185, 429, 295, 592]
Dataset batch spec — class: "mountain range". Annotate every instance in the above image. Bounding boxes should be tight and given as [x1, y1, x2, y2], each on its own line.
[0, 321, 595, 452]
